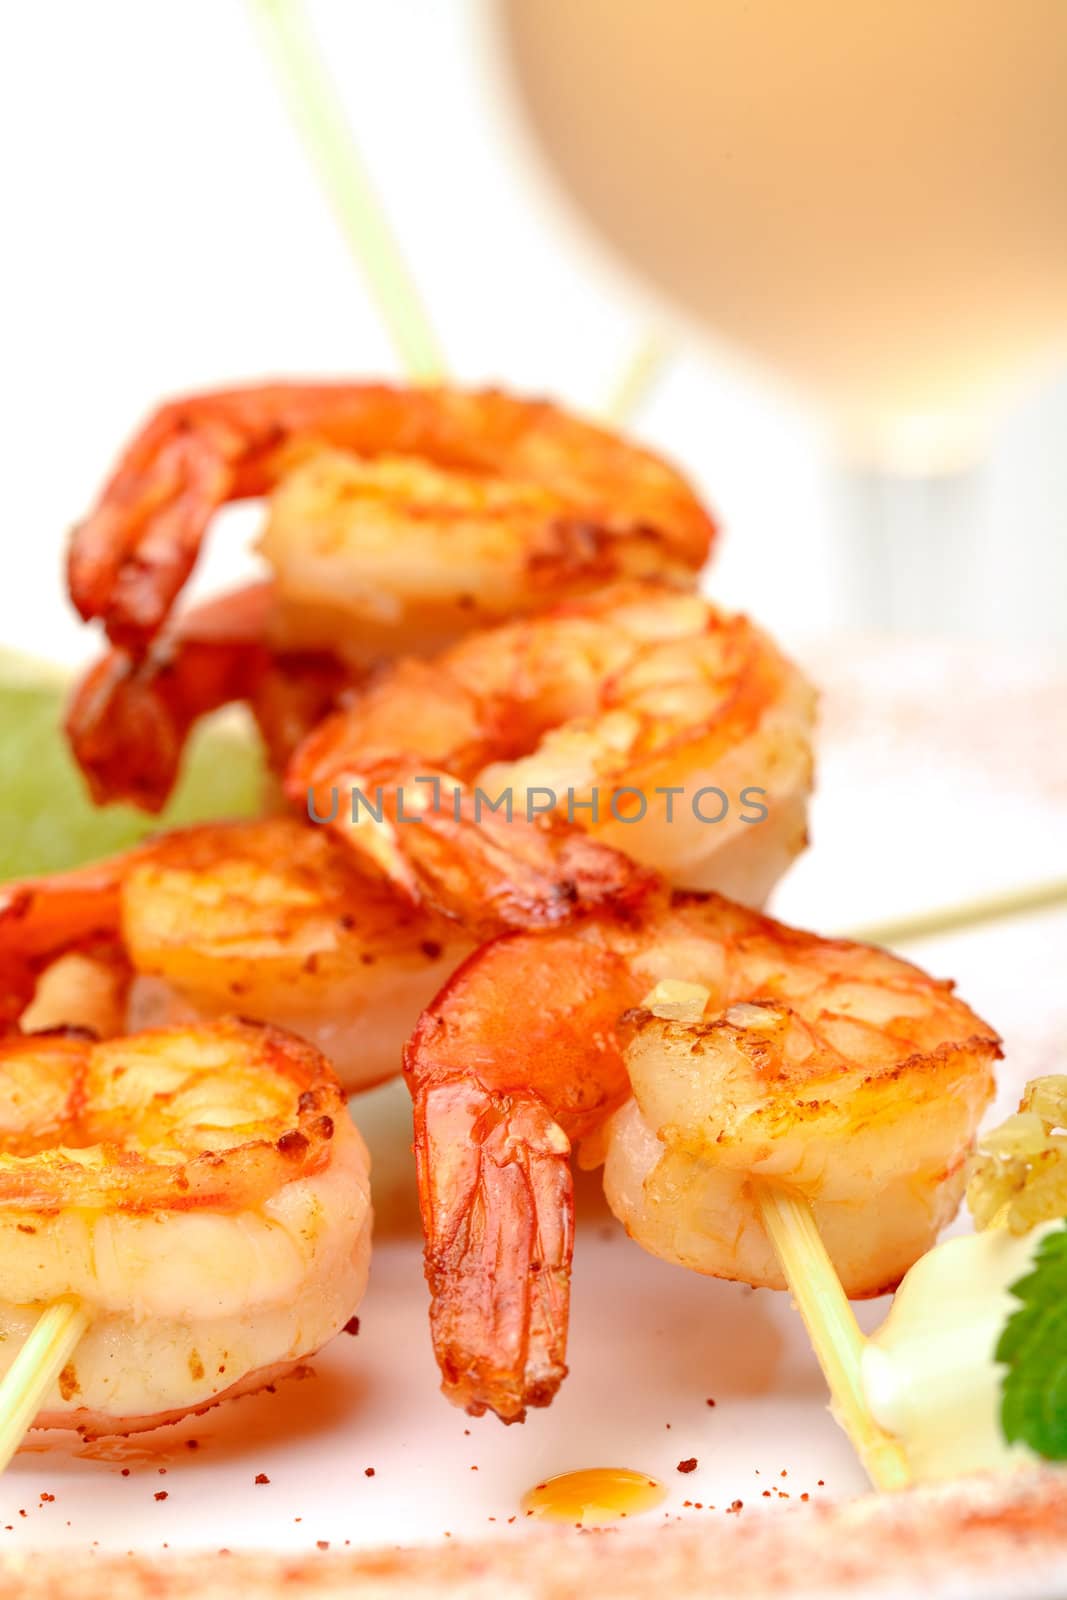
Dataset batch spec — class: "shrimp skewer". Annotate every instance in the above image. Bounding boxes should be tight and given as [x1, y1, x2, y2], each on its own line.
[403, 891, 999, 1422]
[1, 818, 472, 1094]
[290, 581, 816, 934]
[68, 383, 716, 652]
[0, 1018, 371, 1438]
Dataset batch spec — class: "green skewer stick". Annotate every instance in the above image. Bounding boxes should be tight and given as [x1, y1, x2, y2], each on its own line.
[0, 1301, 90, 1475]
[249, 0, 446, 382]
[601, 333, 673, 426]
[845, 878, 1067, 949]
[754, 1183, 911, 1493]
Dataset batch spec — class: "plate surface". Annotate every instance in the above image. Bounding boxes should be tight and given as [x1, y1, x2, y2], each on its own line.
[3, 639, 1065, 1562]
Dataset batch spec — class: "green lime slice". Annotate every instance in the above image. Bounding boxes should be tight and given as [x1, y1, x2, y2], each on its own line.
[0, 657, 266, 879]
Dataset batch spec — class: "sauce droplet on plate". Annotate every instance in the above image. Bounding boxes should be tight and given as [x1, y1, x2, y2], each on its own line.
[521, 1467, 666, 1525]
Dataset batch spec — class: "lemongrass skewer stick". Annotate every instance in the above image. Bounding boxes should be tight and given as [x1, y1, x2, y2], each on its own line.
[753, 1182, 911, 1493]
[601, 333, 674, 427]
[843, 877, 1067, 950]
[0, 1299, 89, 1474]
[249, 0, 446, 382]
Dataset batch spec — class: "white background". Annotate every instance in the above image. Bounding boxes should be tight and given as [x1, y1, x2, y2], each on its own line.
[2, 0, 1066, 668]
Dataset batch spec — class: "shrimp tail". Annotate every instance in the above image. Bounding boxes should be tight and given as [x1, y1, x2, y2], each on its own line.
[404, 931, 637, 1419]
[0, 861, 133, 1033]
[67, 405, 236, 646]
[65, 582, 275, 809]
[413, 1076, 574, 1422]
[66, 649, 211, 812]
[297, 760, 659, 938]
[0, 945, 35, 1031]
[0, 862, 125, 967]
[66, 583, 347, 810]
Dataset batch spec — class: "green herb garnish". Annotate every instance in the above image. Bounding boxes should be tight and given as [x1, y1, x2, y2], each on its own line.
[997, 1219, 1067, 1460]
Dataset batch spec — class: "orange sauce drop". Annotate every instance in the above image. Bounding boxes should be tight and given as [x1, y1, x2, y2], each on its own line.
[521, 1467, 667, 1526]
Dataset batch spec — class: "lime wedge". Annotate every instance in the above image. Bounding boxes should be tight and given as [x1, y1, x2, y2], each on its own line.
[0, 663, 265, 879]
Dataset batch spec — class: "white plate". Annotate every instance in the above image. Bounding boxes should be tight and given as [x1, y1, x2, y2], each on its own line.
[3, 640, 1065, 1573]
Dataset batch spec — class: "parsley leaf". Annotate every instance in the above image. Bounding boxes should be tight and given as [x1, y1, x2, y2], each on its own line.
[997, 1219, 1067, 1460]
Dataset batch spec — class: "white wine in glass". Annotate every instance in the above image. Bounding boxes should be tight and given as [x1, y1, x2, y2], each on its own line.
[496, 0, 1067, 626]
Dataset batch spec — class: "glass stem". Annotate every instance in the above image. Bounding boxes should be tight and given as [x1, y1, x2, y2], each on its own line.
[835, 464, 983, 631]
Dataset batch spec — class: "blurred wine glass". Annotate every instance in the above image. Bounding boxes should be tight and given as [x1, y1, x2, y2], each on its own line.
[494, 0, 1067, 628]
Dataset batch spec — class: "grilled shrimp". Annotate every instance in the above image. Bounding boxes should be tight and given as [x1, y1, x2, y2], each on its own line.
[66, 384, 715, 809]
[0, 1018, 371, 1435]
[1, 818, 471, 1094]
[259, 444, 712, 659]
[66, 584, 351, 810]
[403, 892, 999, 1421]
[291, 581, 816, 935]
[68, 382, 716, 652]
